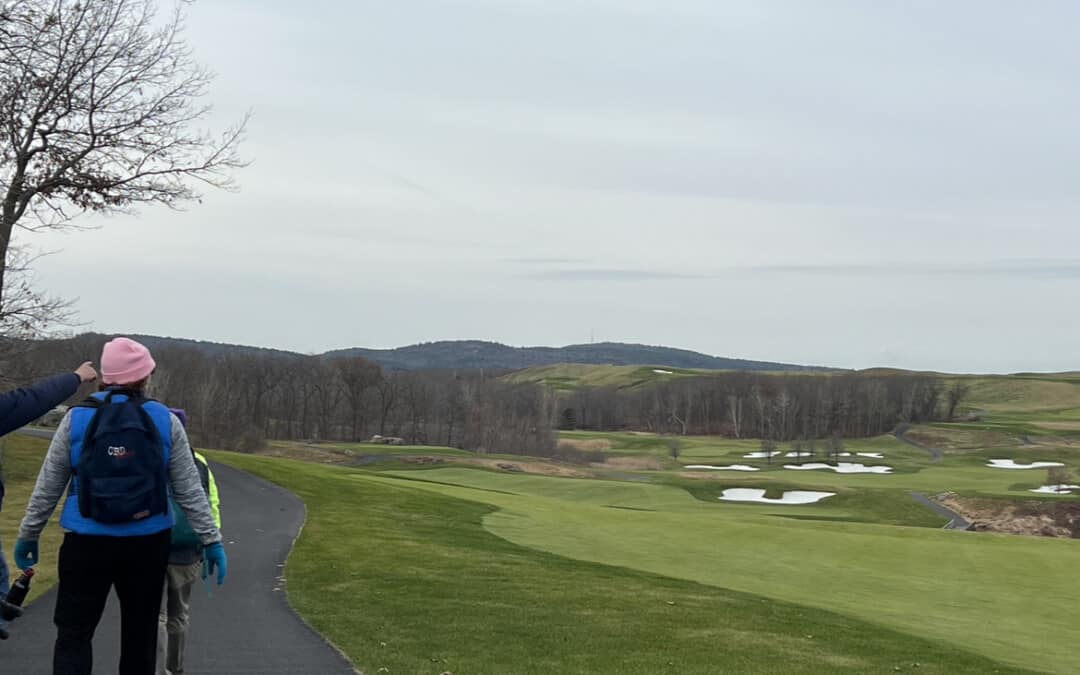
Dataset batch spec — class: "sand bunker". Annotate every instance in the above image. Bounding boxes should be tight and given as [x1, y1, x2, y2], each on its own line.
[784, 462, 893, 474]
[720, 488, 835, 505]
[786, 452, 885, 459]
[652, 369, 673, 374]
[1030, 485, 1080, 495]
[744, 451, 782, 459]
[986, 459, 1065, 470]
[685, 464, 760, 471]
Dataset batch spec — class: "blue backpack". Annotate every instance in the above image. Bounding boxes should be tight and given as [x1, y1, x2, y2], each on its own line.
[74, 391, 169, 524]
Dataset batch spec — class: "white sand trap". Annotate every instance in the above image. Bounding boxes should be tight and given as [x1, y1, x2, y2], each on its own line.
[786, 452, 814, 458]
[986, 459, 1065, 470]
[1030, 485, 1080, 495]
[857, 452, 884, 459]
[685, 464, 760, 472]
[784, 462, 893, 474]
[744, 451, 783, 459]
[652, 369, 673, 374]
[720, 488, 835, 505]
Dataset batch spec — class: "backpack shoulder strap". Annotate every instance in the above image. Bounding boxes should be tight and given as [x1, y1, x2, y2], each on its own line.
[70, 395, 105, 475]
[73, 396, 103, 410]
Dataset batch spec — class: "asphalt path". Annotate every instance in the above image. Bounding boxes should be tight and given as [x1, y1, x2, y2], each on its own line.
[3, 442, 357, 674]
[894, 423, 945, 461]
[910, 492, 973, 531]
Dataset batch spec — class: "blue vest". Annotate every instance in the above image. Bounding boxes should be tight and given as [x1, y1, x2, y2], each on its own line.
[60, 392, 175, 536]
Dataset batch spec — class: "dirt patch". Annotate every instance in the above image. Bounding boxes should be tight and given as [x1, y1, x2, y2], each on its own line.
[907, 428, 1020, 451]
[1023, 435, 1080, 448]
[598, 456, 665, 471]
[557, 438, 613, 451]
[1035, 421, 1080, 431]
[461, 458, 591, 478]
[397, 456, 447, 466]
[906, 431, 952, 448]
[940, 495, 1080, 538]
[259, 443, 355, 465]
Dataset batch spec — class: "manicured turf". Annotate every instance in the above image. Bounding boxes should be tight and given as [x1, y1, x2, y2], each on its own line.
[210, 452, 1038, 675]
[0, 436, 66, 603]
[556, 429, 1078, 500]
[363, 466, 1080, 674]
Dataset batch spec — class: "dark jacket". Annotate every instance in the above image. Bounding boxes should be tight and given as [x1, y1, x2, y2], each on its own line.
[0, 372, 81, 508]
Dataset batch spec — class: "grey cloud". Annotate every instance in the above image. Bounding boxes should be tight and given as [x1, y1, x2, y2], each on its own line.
[22, 0, 1080, 372]
[507, 257, 594, 264]
[525, 269, 700, 281]
[735, 261, 1080, 279]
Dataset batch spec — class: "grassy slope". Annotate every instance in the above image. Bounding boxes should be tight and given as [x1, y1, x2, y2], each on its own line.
[363, 467, 1080, 674]
[0, 435, 65, 603]
[558, 430, 1078, 498]
[503, 364, 725, 390]
[210, 452, 1036, 675]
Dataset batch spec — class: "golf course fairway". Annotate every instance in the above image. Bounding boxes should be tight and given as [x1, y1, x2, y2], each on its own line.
[207, 452, 1067, 675]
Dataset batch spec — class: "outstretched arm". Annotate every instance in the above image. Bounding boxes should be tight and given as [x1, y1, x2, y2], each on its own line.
[0, 363, 97, 437]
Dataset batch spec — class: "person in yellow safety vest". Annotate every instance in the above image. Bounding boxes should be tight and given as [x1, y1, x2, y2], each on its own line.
[157, 408, 222, 675]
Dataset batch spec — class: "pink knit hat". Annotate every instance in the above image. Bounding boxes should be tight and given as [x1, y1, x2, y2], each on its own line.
[101, 337, 157, 385]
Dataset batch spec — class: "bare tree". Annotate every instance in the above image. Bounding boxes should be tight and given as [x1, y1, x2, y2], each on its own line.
[0, 244, 72, 337]
[0, 0, 246, 315]
[825, 433, 845, 464]
[667, 438, 681, 463]
[375, 371, 399, 436]
[760, 437, 777, 466]
[335, 356, 382, 440]
[946, 381, 971, 421]
[1047, 467, 1072, 492]
[726, 393, 743, 438]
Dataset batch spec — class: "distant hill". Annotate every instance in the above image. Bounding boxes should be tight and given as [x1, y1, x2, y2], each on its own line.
[36, 334, 821, 372]
[325, 340, 819, 372]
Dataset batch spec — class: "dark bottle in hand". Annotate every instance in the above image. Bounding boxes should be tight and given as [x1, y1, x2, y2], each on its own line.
[2, 568, 34, 619]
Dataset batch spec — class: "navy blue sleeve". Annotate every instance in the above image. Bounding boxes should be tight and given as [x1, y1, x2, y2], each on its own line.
[0, 372, 81, 437]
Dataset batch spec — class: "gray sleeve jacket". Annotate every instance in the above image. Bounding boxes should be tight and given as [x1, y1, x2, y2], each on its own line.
[18, 411, 222, 546]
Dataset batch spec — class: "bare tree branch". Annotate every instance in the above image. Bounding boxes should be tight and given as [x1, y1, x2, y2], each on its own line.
[0, 0, 247, 324]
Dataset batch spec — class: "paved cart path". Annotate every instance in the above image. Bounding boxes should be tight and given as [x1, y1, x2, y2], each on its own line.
[4, 457, 357, 674]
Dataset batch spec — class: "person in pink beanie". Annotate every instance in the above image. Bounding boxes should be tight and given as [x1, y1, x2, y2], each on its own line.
[100, 337, 157, 386]
[16, 337, 227, 675]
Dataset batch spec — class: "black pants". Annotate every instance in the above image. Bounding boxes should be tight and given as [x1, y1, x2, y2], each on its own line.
[53, 530, 171, 675]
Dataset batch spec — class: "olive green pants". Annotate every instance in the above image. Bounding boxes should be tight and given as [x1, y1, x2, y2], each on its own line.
[155, 561, 202, 675]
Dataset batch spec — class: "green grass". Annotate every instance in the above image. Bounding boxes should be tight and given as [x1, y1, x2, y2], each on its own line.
[210, 452, 1039, 675]
[0, 435, 66, 603]
[267, 439, 474, 457]
[956, 376, 1080, 412]
[557, 429, 1079, 499]
[503, 364, 721, 390]
[354, 466, 1080, 674]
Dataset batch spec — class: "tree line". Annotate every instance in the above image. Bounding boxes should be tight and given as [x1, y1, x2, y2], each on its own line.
[5, 334, 558, 456]
[5, 335, 963, 458]
[558, 372, 964, 441]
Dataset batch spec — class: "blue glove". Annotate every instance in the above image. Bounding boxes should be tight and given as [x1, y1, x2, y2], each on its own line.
[14, 539, 38, 571]
[203, 542, 227, 585]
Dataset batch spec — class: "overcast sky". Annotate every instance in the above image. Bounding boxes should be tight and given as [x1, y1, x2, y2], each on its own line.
[25, 0, 1080, 373]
